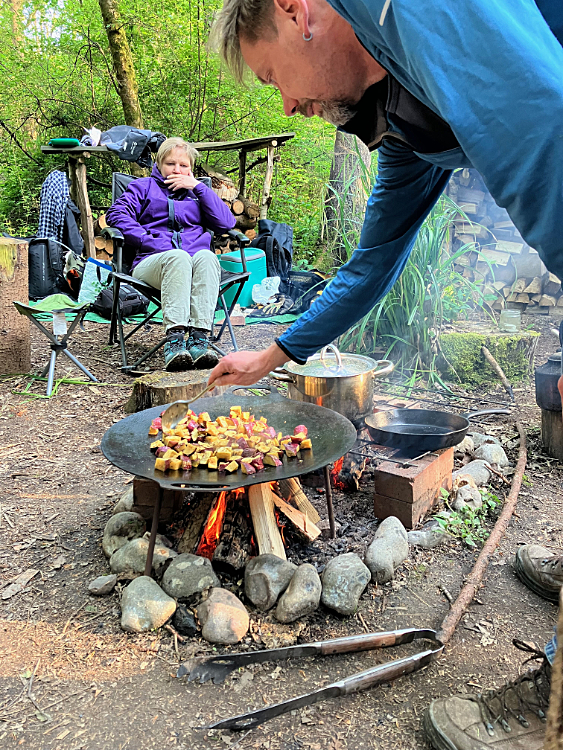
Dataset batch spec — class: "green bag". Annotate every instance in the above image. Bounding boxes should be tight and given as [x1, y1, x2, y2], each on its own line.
[47, 138, 80, 148]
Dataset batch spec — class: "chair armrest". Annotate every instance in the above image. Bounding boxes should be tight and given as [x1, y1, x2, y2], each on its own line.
[101, 226, 124, 241]
[227, 229, 250, 274]
[101, 226, 124, 272]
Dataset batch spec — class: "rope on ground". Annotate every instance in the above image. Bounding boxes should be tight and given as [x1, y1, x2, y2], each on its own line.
[437, 421, 527, 645]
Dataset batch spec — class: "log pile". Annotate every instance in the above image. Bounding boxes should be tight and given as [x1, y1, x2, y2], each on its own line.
[199, 165, 260, 253]
[447, 169, 562, 314]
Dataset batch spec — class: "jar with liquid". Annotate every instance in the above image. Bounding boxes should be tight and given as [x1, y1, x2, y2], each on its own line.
[499, 309, 521, 333]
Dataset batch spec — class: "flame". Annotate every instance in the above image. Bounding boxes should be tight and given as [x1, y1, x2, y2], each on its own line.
[330, 456, 347, 491]
[196, 491, 228, 559]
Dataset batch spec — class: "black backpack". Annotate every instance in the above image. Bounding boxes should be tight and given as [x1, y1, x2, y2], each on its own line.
[92, 284, 149, 320]
[250, 219, 293, 283]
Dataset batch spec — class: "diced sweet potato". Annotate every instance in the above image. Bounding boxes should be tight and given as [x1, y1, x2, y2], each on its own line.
[216, 416, 229, 428]
[242, 411, 250, 421]
[300, 438, 312, 450]
[191, 456, 200, 467]
[198, 412, 211, 424]
[225, 460, 239, 473]
[294, 425, 308, 437]
[291, 433, 306, 444]
[163, 448, 179, 460]
[253, 422, 265, 433]
[152, 417, 162, 430]
[150, 440, 164, 451]
[168, 458, 182, 471]
[148, 426, 159, 436]
[284, 443, 300, 458]
[216, 447, 232, 460]
[206, 424, 219, 436]
[241, 462, 256, 475]
[181, 456, 192, 471]
[264, 454, 283, 467]
[155, 446, 169, 457]
[182, 443, 197, 456]
[154, 457, 168, 472]
[207, 456, 218, 470]
[263, 426, 276, 438]
[256, 442, 271, 454]
[230, 406, 242, 416]
[252, 457, 265, 471]
[259, 416, 268, 424]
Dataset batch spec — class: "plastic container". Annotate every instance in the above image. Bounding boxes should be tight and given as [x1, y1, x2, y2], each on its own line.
[252, 276, 280, 304]
[218, 248, 267, 309]
[499, 309, 521, 333]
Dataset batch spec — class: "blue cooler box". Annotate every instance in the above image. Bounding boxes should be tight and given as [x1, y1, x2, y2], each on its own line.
[219, 248, 267, 309]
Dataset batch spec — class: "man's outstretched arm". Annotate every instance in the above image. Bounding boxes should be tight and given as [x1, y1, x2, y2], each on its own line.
[208, 140, 451, 386]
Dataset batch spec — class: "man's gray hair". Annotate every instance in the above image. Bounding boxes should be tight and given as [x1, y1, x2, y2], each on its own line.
[210, 0, 277, 83]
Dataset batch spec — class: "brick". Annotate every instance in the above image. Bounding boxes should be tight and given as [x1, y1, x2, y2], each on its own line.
[373, 447, 453, 505]
[132, 476, 185, 523]
[373, 490, 437, 529]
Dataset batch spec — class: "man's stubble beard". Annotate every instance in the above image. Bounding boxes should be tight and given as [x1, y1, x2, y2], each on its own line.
[297, 100, 358, 126]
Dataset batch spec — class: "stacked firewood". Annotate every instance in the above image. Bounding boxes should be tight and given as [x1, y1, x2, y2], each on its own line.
[447, 169, 562, 314]
[199, 165, 260, 253]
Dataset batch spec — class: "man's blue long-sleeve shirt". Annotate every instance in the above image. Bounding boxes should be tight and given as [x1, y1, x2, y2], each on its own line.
[277, 0, 563, 364]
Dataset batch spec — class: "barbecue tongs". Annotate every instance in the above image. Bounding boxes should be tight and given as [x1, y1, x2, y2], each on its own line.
[177, 627, 443, 730]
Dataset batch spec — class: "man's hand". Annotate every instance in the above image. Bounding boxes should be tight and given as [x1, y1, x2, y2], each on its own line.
[165, 171, 199, 191]
[208, 343, 290, 386]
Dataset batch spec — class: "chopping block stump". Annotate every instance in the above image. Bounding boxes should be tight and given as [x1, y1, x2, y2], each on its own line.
[373, 447, 454, 529]
[0, 238, 30, 374]
[124, 369, 225, 413]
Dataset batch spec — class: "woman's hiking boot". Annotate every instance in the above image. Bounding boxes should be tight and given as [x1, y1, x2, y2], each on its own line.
[514, 544, 563, 602]
[424, 641, 550, 750]
[164, 332, 193, 372]
[186, 328, 219, 369]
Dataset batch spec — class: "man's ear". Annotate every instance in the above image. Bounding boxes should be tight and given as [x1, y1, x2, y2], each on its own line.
[273, 0, 310, 35]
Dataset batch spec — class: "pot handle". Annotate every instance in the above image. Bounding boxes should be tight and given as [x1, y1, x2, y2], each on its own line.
[269, 368, 295, 384]
[463, 408, 511, 420]
[373, 360, 394, 379]
[320, 344, 344, 369]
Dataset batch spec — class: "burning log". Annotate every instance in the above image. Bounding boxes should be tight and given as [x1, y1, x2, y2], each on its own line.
[212, 490, 253, 571]
[277, 478, 320, 523]
[177, 492, 216, 554]
[271, 494, 321, 542]
[248, 484, 286, 560]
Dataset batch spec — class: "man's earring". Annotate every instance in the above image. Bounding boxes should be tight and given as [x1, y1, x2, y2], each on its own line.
[303, 31, 313, 41]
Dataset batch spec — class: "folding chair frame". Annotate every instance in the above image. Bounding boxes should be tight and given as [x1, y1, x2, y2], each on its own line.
[13, 302, 98, 396]
[102, 204, 251, 373]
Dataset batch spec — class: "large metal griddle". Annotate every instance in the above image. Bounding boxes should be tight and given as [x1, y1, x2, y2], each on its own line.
[101, 386, 357, 492]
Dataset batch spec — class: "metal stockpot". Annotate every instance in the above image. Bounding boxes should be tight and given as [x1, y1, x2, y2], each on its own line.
[271, 345, 394, 425]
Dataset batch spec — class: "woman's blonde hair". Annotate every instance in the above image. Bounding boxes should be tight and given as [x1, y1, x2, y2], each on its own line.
[156, 137, 199, 170]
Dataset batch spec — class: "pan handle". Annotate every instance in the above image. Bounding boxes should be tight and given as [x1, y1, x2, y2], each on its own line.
[463, 408, 511, 420]
[372, 360, 394, 379]
[269, 368, 295, 383]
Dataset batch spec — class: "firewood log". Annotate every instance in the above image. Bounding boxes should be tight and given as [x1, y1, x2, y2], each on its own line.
[271, 495, 321, 542]
[277, 478, 321, 523]
[248, 484, 286, 560]
[231, 199, 245, 215]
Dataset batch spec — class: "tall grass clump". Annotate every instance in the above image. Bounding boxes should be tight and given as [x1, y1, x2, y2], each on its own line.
[337, 192, 493, 386]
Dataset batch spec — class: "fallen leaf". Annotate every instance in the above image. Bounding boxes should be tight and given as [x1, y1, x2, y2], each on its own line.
[2, 569, 39, 599]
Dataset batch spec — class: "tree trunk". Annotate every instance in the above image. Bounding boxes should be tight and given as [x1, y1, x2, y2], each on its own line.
[98, 0, 143, 129]
[323, 132, 371, 265]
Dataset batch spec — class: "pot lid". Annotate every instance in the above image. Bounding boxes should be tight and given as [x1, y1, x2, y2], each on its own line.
[285, 345, 377, 378]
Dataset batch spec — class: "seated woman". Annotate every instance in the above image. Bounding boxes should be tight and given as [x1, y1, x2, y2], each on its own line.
[106, 137, 236, 371]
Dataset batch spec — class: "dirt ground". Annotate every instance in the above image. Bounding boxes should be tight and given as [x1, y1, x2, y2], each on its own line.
[1, 313, 562, 750]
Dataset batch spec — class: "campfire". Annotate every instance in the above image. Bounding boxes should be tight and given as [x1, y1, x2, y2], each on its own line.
[180, 480, 322, 571]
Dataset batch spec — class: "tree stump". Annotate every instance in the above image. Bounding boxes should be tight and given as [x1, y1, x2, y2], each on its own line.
[541, 409, 563, 461]
[0, 238, 30, 375]
[124, 369, 226, 413]
[439, 322, 539, 386]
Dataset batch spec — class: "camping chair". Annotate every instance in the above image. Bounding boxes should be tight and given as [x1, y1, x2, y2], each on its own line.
[13, 295, 98, 396]
[102, 173, 251, 373]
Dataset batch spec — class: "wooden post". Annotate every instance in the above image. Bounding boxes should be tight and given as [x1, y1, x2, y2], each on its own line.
[248, 483, 286, 560]
[545, 588, 563, 750]
[0, 238, 30, 374]
[70, 155, 96, 259]
[259, 142, 276, 220]
[238, 149, 247, 197]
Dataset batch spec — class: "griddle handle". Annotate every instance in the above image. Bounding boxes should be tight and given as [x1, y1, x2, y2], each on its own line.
[225, 384, 286, 401]
[319, 628, 435, 655]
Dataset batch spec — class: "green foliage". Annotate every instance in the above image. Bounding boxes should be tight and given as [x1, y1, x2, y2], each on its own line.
[435, 489, 502, 547]
[0, 0, 334, 252]
[338, 194, 491, 386]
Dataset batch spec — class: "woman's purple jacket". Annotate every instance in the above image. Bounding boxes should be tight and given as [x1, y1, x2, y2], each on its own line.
[105, 164, 235, 270]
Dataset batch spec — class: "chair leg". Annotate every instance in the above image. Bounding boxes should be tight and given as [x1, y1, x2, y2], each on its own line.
[61, 348, 98, 383]
[109, 276, 120, 345]
[46, 349, 58, 397]
[217, 294, 239, 352]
